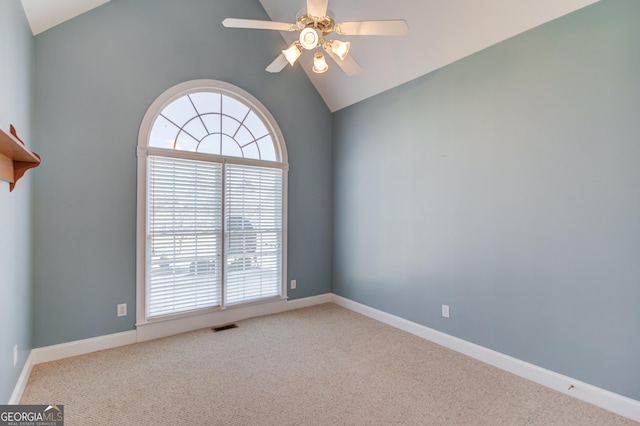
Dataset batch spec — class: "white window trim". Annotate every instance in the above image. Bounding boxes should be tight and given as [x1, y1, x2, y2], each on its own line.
[136, 79, 289, 326]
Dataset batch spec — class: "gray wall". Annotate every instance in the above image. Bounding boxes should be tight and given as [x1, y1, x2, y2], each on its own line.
[333, 0, 640, 400]
[32, 0, 332, 348]
[0, 0, 34, 403]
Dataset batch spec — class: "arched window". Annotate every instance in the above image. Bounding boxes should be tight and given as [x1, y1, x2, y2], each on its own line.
[136, 80, 288, 323]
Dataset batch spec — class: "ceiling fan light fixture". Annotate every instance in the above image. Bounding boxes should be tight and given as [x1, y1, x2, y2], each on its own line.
[282, 42, 302, 66]
[222, 1, 408, 77]
[328, 39, 350, 60]
[300, 27, 320, 50]
[312, 52, 328, 73]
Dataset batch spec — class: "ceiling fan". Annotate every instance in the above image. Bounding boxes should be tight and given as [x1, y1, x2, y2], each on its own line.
[222, 0, 408, 76]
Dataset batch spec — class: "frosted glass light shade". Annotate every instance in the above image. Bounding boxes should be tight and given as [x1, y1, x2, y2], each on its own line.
[330, 40, 350, 60]
[282, 42, 302, 66]
[312, 52, 328, 73]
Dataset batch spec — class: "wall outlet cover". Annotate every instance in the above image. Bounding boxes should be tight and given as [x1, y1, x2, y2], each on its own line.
[117, 303, 127, 317]
[442, 304, 450, 318]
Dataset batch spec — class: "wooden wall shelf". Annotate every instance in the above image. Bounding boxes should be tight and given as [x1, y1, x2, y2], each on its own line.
[0, 124, 41, 192]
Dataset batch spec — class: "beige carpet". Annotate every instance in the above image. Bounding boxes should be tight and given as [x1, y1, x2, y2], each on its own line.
[21, 303, 637, 425]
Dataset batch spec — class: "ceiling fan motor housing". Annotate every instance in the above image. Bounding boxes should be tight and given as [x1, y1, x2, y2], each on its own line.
[296, 13, 335, 35]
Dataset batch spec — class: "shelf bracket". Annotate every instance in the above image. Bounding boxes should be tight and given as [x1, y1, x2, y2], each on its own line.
[0, 123, 41, 192]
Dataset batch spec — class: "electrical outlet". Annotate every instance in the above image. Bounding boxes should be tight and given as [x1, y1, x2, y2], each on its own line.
[117, 303, 127, 317]
[13, 345, 18, 367]
[442, 304, 450, 318]
[290, 279, 297, 290]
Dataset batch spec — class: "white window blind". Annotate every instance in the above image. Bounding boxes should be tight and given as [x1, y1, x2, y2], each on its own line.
[147, 157, 283, 317]
[225, 164, 282, 305]
[147, 156, 223, 318]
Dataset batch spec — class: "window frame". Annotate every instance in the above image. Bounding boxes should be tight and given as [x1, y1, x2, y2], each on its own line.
[136, 79, 289, 325]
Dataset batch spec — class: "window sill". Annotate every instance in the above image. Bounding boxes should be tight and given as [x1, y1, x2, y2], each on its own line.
[136, 296, 288, 342]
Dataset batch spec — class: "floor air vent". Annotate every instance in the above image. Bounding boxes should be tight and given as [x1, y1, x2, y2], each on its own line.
[212, 323, 238, 332]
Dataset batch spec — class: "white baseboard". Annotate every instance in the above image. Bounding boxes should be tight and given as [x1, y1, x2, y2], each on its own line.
[31, 330, 138, 365]
[9, 352, 35, 404]
[330, 294, 640, 423]
[136, 294, 332, 342]
[287, 293, 333, 309]
[29, 295, 332, 362]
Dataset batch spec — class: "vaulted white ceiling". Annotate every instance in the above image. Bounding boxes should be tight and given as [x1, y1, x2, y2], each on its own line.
[21, 0, 600, 111]
[20, 0, 110, 35]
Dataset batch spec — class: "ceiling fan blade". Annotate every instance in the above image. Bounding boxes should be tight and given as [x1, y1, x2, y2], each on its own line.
[306, 0, 328, 18]
[222, 18, 296, 32]
[324, 49, 362, 76]
[335, 20, 409, 36]
[266, 54, 289, 73]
